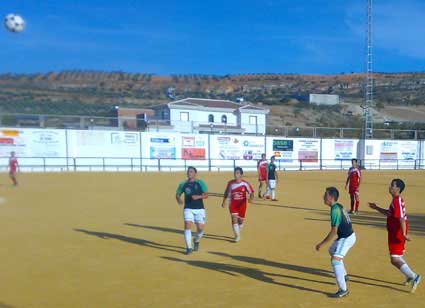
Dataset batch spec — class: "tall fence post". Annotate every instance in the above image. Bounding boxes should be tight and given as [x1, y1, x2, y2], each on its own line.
[158, 158, 161, 171]
[43, 157, 46, 172]
[102, 158, 105, 171]
[73, 158, 76, 172]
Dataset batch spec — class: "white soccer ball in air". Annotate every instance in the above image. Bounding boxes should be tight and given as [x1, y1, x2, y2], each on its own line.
[4, 14, 25, 33]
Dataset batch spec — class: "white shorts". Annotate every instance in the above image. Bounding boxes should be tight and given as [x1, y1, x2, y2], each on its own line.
[268, 180, 276, 189]
[329, 233, 356, 258]
[184, 208, 206, 224]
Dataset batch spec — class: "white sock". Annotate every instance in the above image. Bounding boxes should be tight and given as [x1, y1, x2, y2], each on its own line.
[264, 186, 271, 197]
[239, 223, 244, 230]
[400, 263, 416, 279]
[232, 224, 240, 238]
[332, 260, 347, 291]
[184, 229, 192, 249]
[271, 189, 276, 199]
[340, 260, 347, 276]
[195, 230, 204, 242]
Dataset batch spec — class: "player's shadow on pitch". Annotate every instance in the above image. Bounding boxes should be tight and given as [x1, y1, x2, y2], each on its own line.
[209, 252, 407, 292]
[209, 251, 407, 292]
[124, 223, 234, 242]
[251, 201, 328, 213]
[162, 256, 331, 296]
[74, 228, 184, 254]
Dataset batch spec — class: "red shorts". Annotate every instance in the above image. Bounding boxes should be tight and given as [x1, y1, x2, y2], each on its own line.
[259, 173, 267, 182]
[230, 201, 247, 219]
[9, 169, 16, 175]
[349, 186, 359, 196]
[388, 230, 407, 256]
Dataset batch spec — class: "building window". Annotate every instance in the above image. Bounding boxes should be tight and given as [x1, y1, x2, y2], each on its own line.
[249, 115, 257, 125]
[208, 114, 214, 123]
[221, 115, 227, 124]
[180, 112, 189, 121]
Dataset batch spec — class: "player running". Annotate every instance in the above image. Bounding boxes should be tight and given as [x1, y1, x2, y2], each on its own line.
[369, 179, 421, 293]
[221, 167, 254, 242]
[263, 155, 278, 201]
[176, 166, 208, 255]
[316, 187, 356, 298]
[345, 158, 361, 214]
[257, 153, 268, 198]
[9, 151, 19, 186]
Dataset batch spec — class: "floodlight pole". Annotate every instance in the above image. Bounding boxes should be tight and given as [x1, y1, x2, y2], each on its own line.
[359, 0, 374, 168]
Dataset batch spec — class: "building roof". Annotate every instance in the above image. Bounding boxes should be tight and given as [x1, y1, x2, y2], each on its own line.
[168, 98, 268, 112]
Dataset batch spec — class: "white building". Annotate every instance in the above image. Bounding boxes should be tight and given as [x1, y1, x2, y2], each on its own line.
[151, 98, 269, 135]
[309, 94, 340, 105]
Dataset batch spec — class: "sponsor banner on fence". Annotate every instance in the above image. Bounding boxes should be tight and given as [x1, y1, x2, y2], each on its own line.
[0, 128, 66, 157]
[334, 139, 354, 160]
[210, 135, 265, 160]
[149, 136, 176, 159]
[380, 141, 398, 161]
[181, 136, 207, 160]
[398, 141, 417, 161]
[297, 139, 319, 162]
[69, 130, 139, 157]
[272, 139, 294, 162]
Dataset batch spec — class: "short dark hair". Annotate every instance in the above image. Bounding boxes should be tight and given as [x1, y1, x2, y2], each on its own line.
[326, 187, 339, 201]
[234, 167, 243, 175]
[270, 155, 275, 160]
[392, 178, 405, 193]
[261, 153, 266, 158]
[351, 158, 358, 163]
[187, 166, 197, 173]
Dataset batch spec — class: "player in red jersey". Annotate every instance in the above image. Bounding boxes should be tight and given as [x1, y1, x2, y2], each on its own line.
[345, 158, 361, 214]
[221, 167, 254, 242]
[257, 153, 268, 198]
[8, 151, 19, 186]
[369, 179, 421, 293]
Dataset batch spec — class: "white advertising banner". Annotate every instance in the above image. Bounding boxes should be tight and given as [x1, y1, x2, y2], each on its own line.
[210, 135, 265, 160]
[67, 130, 140, 157]
[296, 139, 320, 163]
[0, 128, 66, 157]
[398, 140, 417, 161]
[334, 139, 355, 160]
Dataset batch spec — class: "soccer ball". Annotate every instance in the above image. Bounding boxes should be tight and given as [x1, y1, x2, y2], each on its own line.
[4, 14, 25, 33]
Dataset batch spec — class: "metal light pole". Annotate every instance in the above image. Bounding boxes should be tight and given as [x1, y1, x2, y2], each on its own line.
[358, 0, 374, 168]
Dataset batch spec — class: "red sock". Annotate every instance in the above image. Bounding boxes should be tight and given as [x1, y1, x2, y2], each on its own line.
[355, 200, 360, 211]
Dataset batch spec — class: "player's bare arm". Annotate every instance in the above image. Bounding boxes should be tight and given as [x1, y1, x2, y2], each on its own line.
[176, 193, 183, 205]
[400, 218, 411, 241]
[221, 184, 229, 207]
[248, 192, 254, 203]
[315, 226, 338, 251]
[192, 192, 208, 200]
[368, 202, 389, 215]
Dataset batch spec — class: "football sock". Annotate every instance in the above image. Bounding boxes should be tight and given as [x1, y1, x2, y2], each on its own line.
[184, 229, 192, 249]
[233, 224, 240, 238]
[332, 259, 347, 291]
[195, 230, 204, 242]
[400, 263, 416, 279]
[355, 200, 360, 211]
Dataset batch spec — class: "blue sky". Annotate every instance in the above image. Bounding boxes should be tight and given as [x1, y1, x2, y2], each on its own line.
[1, 0, 424, 75]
